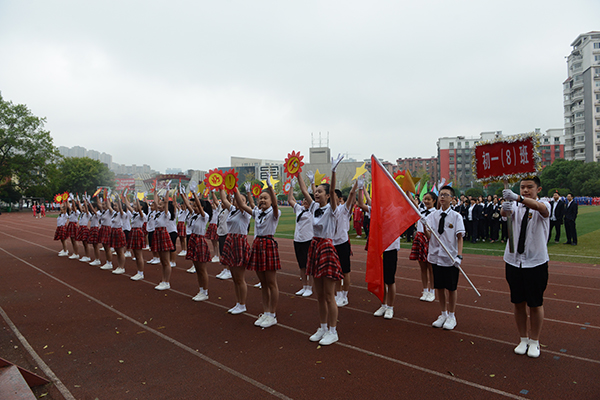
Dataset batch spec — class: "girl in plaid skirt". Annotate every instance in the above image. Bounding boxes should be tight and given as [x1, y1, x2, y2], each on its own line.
[220, 187, 252, 315]
[180, 191, 212, 301]
[54, 202, 69, 256]
[85, 198, 102, 266]
[123, 195, 148, 281]
[75, 198, 92, 263]
[176, 204, 188, 256]
[97, 197, 114, 270]
[105, 197, 127, 275]
[298, 154, 345, 346]
[409, 192, 437, 302]
[152, 197, 176, 290]
[288, 182, 314, 297]
[206, 197, 220, 262]
[66, 200, 81, 260]
[246, 179, 281, 328]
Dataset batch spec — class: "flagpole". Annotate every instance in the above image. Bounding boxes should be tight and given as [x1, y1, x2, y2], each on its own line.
[371, 155, 481, 297]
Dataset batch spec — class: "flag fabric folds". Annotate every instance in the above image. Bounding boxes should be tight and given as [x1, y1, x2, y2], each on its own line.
[366, 155, 422, 302]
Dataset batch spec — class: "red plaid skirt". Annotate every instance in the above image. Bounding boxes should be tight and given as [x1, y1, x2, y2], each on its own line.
[221, 233, 250, 268]
[306, 237, 343, 281]
[409, 232, 429, 262]
[246, 236, 281, 272]
[111, 228, 127, 249]
[98, 225, 112, 244]
[177, 221, 186, 237]
[206, 223, 218, 241]
[128, 227, 146, 250]
[186, 233, 211, 263]
[152, 227, 175, 252]
[142, 222, 147, 235]
[54, 225, 67, 241]
[76, 226, 90, 242]
[67, 222, 78, 238]
[88, 226, 100, 244]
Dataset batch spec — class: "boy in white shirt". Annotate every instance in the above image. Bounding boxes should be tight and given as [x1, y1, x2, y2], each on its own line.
[501, 176, 550, 358]
[424, 185, 465, 331]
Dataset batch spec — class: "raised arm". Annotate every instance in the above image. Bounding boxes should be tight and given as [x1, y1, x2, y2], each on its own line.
[210, 190, 219, 210]
[191, 191, 205, 217]
[345, 181, 358, 212]
[122, 194, 134, 214]
[246, 190, 256, 210]
[288, 184, 297, 208]
[234, 188, 253, 215]
[220, 188, 232, 210]
[298, 173, 313, 207]
[356, 188, 369, 213]
[330, 171, 337, 212]
[266, 180, 278, 218]
[179, 191, 193, 213]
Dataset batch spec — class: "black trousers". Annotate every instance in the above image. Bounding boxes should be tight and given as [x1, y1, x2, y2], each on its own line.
[564, 219, 577, 244]
[548, 220, 562, 243]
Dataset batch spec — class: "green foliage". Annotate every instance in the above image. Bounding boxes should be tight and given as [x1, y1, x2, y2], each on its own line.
[546, 187, 570, 197]
[465, 187, 483, 198]
[55, 157, 115, 194]
[540, 159, 600, 196]
[0, 93, 61, 199]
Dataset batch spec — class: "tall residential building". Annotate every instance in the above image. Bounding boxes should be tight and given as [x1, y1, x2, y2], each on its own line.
[539, 128, 565, 168]
[563, 31, 600, 162]
[396, 157, 439, 185]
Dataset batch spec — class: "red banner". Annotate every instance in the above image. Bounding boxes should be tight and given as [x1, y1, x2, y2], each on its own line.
[473, 137, 536, 181]
[115, 179, 135, 191]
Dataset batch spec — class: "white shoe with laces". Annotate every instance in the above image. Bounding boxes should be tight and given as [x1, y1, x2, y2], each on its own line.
[211, 255, 220, 262]
[260, 315, 277, 328]
[58, 250, 69, 257]
[419, 290, 429, 301]
[254, 314, 268, 326]
[527, 340, 540, 358]
[295, 287, 306, 296]
[154, 282, 170, 290]
[68, 253, 80, 259]
[426, 291, 436, 302]
[89, 259, 101, 266]
[319, 331, 339, 346]
[130, 272, 144, 281]
[374, 305, 386, 317]
[384, 308, 394, 319]
[178, 250, 186, 256]
[187, 266, 196, 273]
[100, 263, 113, 270]
[302, 288, 313, 297]
[79, 257, 91, 263]
[192, 291, 209, 302]
[432, 314, 447, 328]
[309, 327, 327, 342]
[514, 338, 529, 355]
[112, 267, 126, 275]
[221, 270, 232, 280]
[230, 304, 246, 315]
[442, 315, 457, 330]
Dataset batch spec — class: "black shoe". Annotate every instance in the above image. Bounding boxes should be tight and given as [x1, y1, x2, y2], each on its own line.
[564, 242, 571, 245]
[572, 243, 577, 246]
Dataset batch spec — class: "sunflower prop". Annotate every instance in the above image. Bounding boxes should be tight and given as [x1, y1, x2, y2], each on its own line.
[284, 150, 304, 178]
[204, 169, 224, 190]
[223, 169, 239, 194]
[251, 183, 262, 197]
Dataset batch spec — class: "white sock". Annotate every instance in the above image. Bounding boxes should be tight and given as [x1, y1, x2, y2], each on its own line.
[342, 291, 348, 299]
[442, 311, 448, 317]
[387, 306, 393, 310]
[529, 339, 539, 347]
[329, 326, 337, 334]
[320, 323, 328, 330]
[448, 312, 455, 318]
[429, 288, 435, 294]
[520, 337, 529, 343]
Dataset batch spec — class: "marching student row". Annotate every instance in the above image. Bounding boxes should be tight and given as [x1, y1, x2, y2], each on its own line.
[53, 161, 550, 357]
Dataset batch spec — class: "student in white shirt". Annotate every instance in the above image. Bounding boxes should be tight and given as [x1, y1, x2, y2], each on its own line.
[85, 199, 102, 265]
[288, 180, 314, 297]
[213, 190, 232, 279]
[66, 200, 81, 260]
[206, 192, 220, 262]
[54, 202, 69, 256]
[180, 191, 212, 301]
[333, 182, 357, 307]
[220, 187, 252, 315]
[152, 197, 176, 290]
[298, 154, 345, 346]
[146, 202, 160, 265]
[176, 203, 188, 257]
[75, 198, 91, 263]
[245, 179, 281, 328]
[97, 196, 114, 269]
[123, 195, 148, 281]
[424, 185, 465, 331]
[501, 176, 550, 359]
[409, 192, 438, 302]
[105, 198, 127, 275]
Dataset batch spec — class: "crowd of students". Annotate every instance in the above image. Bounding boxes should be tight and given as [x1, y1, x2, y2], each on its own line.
[53, 164, 552, 357]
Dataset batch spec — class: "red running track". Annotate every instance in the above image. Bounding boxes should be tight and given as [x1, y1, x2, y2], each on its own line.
[0, 212, 598, 399]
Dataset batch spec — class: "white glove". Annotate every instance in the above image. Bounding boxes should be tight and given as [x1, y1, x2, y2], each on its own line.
[244, 182, 251, 192]
[357, 176, 364, 190]
[306, 171, 315, 184]
[266, 173, 273, 188]
[503, 189, 519, 202]
[331, 153, 344, 172]
[454, 256, 462, 268]
[501, 201, 513, 213]
[291, 177, 298, 187]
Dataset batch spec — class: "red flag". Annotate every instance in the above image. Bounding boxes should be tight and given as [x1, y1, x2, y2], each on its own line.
[366, 155, 421, 302]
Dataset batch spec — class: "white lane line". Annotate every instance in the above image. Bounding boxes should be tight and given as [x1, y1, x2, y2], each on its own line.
[0, 305, 76, 400]
[0, 247, 293, 400]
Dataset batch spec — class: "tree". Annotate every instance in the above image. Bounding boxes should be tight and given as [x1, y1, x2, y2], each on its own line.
[540, 159, 600, 196]
[55, 157, 115, 194]
[0, 93, 61, 198]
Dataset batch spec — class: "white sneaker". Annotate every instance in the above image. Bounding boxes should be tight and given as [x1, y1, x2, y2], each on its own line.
[89, 259, 101, 266]
[384, 308, 394, 319]
[319, 331, 339, 346]
[187, 266, 196, 273]
[302, 288, 313, 297]
[253, 282, 261, 288]
[221, 270, 232, 280]
[178, 250, 187, 256]
[432, 314, 447, 328]
[100, 263, 113, 270]
[79, 257, 91, 263]
[228, 304, 239, 313]
[112, 267, 125, 275]
[419, 290, 429, 301]
[148, 258, 160, 265]
[254, 314, 268, 326]
[336, 297, 348, 307]
[230, 304, 246, 315]
[58, 250, 68, 257]
[143, 245, 150, 251]
[309, 327, 327, 342]
[170, 262, 176, 267]
[374, 305, 386, 317]
[211, 255, 220, 262]
[154, 282, 170, 290]
[527, 341, 541, 358]
[130, 272, 144, 281]
[68, 253, 80, 259]
[295, 287, 306, 296]
[192, 291, 209, 302]
[260, 315, 277, 328]
[514, 338, 529, 355]
[442, 315, 457, 330]
[124, 251, 132, 258]
[426, 291, 436, 302]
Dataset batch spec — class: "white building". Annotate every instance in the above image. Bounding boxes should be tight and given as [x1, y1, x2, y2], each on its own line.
[563, 31, 600, 162]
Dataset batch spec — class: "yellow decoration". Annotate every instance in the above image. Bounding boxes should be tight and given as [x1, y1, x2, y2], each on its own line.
[314, 169, 326, 185]
[351, 162, 368, 181]
[136, 192, 145, 200]
[261, 176, 280, 190]
[197, 182, 206, 194]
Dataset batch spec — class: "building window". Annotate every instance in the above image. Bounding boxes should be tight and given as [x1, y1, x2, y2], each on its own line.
[554, 137, 560, 143]
[595, 42, 600, 49]
[449, 156, 454, 161]
[449, 142, 454, 148]
[595, 55, 600, 61]
[457, 142, 462, 148]
[465, 142, 470, 148]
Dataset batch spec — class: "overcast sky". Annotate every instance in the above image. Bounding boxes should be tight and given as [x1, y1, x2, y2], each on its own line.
[1, 1, 598, 173]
